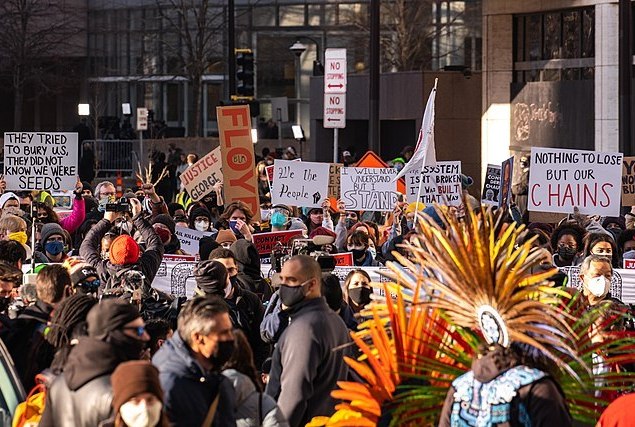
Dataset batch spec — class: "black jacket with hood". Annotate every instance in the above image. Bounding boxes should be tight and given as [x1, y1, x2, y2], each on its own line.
[230, 239, 272, 301]
[79, 214, 164, 291]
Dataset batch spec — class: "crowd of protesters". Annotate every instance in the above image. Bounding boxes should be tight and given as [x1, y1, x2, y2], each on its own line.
[0, 143, 632, 427]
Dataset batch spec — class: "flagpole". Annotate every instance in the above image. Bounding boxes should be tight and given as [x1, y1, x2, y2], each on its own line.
[413, 78, 438, 227]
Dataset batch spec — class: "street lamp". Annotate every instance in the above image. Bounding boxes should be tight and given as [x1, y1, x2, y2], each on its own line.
[78, 103, 90, 116]
[289, 41, 307, 126]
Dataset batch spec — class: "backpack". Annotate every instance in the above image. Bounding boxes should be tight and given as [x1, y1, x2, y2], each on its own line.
[12, 375, 47, 427]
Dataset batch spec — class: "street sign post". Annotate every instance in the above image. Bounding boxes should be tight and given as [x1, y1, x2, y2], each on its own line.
[324, 48, 347, 162]
[136, 108, 148, 131]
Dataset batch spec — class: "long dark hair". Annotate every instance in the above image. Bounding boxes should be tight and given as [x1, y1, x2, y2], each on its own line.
[223, 329, 261, 391]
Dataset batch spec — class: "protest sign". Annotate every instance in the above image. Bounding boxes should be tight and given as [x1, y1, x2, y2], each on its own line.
[481, 164, 501, 207]
[163, 254, 197, 262]
[527, 147, 623, 216]
[174, 226, 213, 255]
[499, 157, 514, 210]
[340, 167, 398, 211]
[624, 259, 635, 269]
[622, 157, 635, 206]
[333, 252, 353, 267]
[271, 160, 330, 208]
[179, 147, 223, 202]
[252, 230, 303, 255]
[329, 163, 342, 199]
[3, 132, 78, 191]
[356, 151, 406, 194]
[217, 105, 260, 218]
[405, 161, 462, 206]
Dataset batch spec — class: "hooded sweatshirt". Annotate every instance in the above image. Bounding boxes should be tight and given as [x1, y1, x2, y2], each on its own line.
[231, 239, 272, 301]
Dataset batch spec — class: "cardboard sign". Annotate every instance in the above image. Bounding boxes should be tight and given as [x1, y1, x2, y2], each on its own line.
[499, 157, 514, 210]
[174, 226, 213, 255]
[333, 252, 353, 266]
[624, 259, 635, 269]
[405, 161, 462, 206]
[622, 157, 635, 206]
[329, 163, 342, 199]
[528, 147, 623, 216]
[482, 164, 501, 207]
[179, 147, 223, 202]
[3, 132, 78, 191]
[356, 151, 406, 194]
[217, 105, 260, 219]
[271, 160, 330, 208]
[252, 230, 303, 255]
[340, 167, 398, 212]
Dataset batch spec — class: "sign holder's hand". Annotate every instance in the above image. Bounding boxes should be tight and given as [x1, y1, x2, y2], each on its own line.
[235, 218, 253, 242]
[0, 175, 6, 194]
[73, 179, 83, 198]
[213, 181, 224, 206]
[337, 199, 346, 222]
[142, 183, 161, 204]
[104, 210, 122, 223]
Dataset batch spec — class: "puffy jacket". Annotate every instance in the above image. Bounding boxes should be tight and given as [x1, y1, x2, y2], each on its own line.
[79, 214, 164, 288]
[59, 196, 86, 234]
[222, 369, 288, 427]
[153, 331, 236, 427]
[39, 338, 126, 427]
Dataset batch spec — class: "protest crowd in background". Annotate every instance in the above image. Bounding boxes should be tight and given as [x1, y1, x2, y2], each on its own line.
[0, 103, 635, 427]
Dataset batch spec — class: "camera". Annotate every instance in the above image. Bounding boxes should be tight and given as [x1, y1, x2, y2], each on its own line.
[106, 196, 131, 213]
[271, 238, 336, 273]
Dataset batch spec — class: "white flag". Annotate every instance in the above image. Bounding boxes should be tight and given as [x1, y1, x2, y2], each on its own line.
[394, 79, 438, 181]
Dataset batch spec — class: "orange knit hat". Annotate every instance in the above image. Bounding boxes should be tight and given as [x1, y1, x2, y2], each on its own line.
[109, 235, 140, 265]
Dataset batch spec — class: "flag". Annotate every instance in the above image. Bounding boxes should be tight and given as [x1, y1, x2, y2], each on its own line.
[394, 79, 438, 181]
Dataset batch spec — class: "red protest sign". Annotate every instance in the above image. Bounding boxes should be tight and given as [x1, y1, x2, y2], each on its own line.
[163, 254, 197, 262]
[333, 252, 353, 266]
[624, 259, 635, 269]
[252, 230, 303, 255]
[217, 105, 260, 219]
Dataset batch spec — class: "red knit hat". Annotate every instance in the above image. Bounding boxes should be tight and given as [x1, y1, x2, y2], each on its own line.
[109, 235, 140, 265]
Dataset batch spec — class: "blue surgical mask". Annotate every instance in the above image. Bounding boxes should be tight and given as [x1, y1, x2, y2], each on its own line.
[45, 241, 64, 256]
[271, 212, 288, 228]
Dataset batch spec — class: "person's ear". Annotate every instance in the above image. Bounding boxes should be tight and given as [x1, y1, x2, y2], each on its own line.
[156, 338, 165, 349]
[65, 285, 73, 297]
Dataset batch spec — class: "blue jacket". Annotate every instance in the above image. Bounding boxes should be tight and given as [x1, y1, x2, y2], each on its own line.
[153, 332, 236, 427]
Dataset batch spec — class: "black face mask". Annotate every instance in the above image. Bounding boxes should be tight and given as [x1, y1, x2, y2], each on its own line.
[279, 282, 308, 308]
[348, 287, 372, 306]
[107, 329, 146, 361]
[557, 246, 576, 260]
[210, 339, 235, 370]
[351, 249, 367, 261]
[345, 218, 357, 229]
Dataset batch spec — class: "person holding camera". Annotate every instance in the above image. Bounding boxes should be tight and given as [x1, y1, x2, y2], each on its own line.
[79, 194, 164, 293]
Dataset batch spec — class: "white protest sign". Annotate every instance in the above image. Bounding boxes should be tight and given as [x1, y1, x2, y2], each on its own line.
[405, 161, 462, 206]
[3, 132, 78, 191]
[271, 160, 330, 208]
[179, 147, 223, 202]
[482, 164, 501, 207]
[340, 167, 398, 211]
[174, 226, 213, 255]
[528, 147, 623, 216]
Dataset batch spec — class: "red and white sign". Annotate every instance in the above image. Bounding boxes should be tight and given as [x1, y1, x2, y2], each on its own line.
[624, 259, 635, 269]
[253, 230, 303, 256]
[137, 108, 148, 131]
[333, 252, 353, 267]
[324, 93, 346, 129]
[324, 49, 347, 94]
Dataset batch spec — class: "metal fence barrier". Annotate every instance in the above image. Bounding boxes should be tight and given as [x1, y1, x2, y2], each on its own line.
[83, 139, 141, 178]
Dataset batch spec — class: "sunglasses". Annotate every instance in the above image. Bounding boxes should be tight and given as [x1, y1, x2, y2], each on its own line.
[123, 325, 146, 337]
[77, 279, 100, 292]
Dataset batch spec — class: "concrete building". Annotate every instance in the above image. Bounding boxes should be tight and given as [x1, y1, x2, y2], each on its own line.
[482, 0, 619, 177]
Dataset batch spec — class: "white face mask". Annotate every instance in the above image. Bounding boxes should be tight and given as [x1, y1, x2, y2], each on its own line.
[586, 276, 609, 298]
[117, 220, 133, 235]
[623, 249, 635, 260]
[224, 280, 232, 298]
[120, 399, 163, 427]
[194, 220, 209, 232]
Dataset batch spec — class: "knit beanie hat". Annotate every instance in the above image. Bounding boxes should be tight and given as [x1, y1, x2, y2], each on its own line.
[199, 236, 220, 261]
[87, 299, 140, 339]
[152, 214, 176, 235]
[309, 226, 336, 245]
[111, 361, 163, 414]
[0, 192, 19, 209]
[194, 260, 228, 296]
[215, 229, 237, 246]
[109, 235, 140, 265]
[40, 223, 66, 246]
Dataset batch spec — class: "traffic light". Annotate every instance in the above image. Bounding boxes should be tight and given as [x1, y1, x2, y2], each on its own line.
[235, 49, 254, 98]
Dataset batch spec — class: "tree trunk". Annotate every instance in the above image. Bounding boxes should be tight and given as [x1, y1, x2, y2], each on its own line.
[191, 75, 202, 137]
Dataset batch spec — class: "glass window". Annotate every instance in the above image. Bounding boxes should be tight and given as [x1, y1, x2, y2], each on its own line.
[279, 5, 305, 27]
[543, 12, 561, 60]
[324, 4, 338, 26]
[308, 4, 322, 26]
[236, 6, 250, 28]
[514, 16, 524, 62]
[562, 10, 580, 58]
[582, 8, 594, 58]
[166, 84, 179, 122]
[253, 6, 276, 27]
[526, 15, 542, 61]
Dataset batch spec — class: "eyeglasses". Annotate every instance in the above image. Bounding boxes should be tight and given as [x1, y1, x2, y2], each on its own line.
[123, 325, 146, 337]
[101, 191, 116, 197]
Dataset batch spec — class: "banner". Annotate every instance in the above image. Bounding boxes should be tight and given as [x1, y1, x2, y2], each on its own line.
[528, 147, 623, 216]
[333, 252, 353, 266]
[174, 226, 213, 256]
[217, 105, 260, 219]
[3, 132, 78, 191]
[405, 161, 462, 206]
[624, 259, 635, 269]
[252, 229, 303, 255]
[481, 164, 501, 207]
[270, 160, 330, 208]
[499, 157, 514, 210]
[329, 163, 342, 199]
[622, 157, 635, 206]
[179, 147, 223, 202]
[340, 167, 398, 211]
